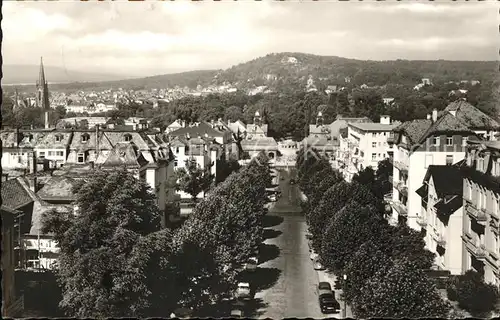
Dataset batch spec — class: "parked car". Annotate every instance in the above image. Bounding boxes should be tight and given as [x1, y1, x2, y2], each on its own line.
[308, 239, 313, 251]
[245, 257, 259, 271]
[318, 292, 341, 314]
[269, 195, 277, 202]
[318, 281, 332, 291]
[313, 258, 325, 270]
[230, 300, 245, 318]
[306, 233, 313, 240]
[235, 282, 252, 300]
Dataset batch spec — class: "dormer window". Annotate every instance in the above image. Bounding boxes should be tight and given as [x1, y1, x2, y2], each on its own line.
[124, 134, 132, 142]
[55, 134, 63, 142]
[81, 133, 90, 143]
[432, 137, 440, 146]
[446, 136, 453, 146]
[77, 152, 85, 164]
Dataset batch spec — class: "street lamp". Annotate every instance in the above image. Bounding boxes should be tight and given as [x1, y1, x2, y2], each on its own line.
[342, 274, 347, 318]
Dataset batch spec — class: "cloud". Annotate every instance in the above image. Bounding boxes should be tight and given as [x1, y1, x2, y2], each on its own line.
[2, 1, 497, 76]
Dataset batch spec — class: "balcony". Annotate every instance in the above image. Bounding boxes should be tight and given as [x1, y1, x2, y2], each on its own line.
[436, 234, 447, 247]
[391, 200, 408, 216]
[417, 216, 427, 227]
[396, 181, 408, 196]
[393, 160, 408, 174]
[465, 202, 488, 225]
[474, 244, 488, 260]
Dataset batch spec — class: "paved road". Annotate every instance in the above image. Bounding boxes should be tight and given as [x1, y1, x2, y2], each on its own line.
[253, 168, 325, 319]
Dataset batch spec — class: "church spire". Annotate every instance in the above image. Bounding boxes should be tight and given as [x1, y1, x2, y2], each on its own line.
[36, 57, 50, 110]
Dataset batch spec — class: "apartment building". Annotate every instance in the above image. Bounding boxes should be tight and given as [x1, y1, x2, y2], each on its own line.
[417, 165, 464, 274]
[388, 101, 500, 229]
[1, 206, 17, 317]
[340, 115, 398, 182]
[460, 140, 500, 286]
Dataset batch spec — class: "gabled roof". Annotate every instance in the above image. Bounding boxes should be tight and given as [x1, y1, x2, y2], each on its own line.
[423, 165, 463, 197]
[37, 176, 79, 202]
[169, 122, 225, 137]
[34, 131, 73, 149]
[394, 119, 433, 145]
[417, 112, 473, 144]
[101, 142, 149, 168]
[103, 131, 149, 149]
[441, 100, 500, 130]
[1, 178, 35, 210]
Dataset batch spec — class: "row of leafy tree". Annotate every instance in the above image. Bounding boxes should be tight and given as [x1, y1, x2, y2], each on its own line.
[297, 148, 500, 317]
[296, 148, 450, 318]
[41, 152, 271, 317]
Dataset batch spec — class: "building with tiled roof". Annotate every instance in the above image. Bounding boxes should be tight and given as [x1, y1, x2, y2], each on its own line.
[33, 130, 73, 168]
[388, 105, 488, 230]
[246, 111, 268, 139]
[416, 165, 464, 275]
[338, 115, 399, 182]
[458, 139, 500, 286]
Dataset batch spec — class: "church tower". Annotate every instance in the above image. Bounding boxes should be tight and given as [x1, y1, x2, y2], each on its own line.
[316, 111, 324, 126]
[36, 57, 50, 110]
[254, 111, 262, 126]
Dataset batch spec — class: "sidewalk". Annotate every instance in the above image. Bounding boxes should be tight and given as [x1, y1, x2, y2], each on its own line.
[316, 270, 353, 318]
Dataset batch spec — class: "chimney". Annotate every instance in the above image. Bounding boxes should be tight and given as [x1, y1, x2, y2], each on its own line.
[14, 128, 20, 147]
[44, 111, 49, 129]
[380, 115, 390, 125]
[426, 114, 431, 120]
[432, 109, 438, 122]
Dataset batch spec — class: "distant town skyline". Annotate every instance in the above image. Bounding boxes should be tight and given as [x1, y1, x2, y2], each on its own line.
[3, 1, 498, 77]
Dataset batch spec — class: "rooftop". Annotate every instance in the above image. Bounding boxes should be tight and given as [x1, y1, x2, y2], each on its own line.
[441, 100, 500, 130]
[37, 176, 79, 202]
[1, 178, 34, 210]
[424, 165, 463, 197]
[349, 122, 399, 132]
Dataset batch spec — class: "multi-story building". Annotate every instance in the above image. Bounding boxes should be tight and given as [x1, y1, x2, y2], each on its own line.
[388, 102, 500, 229]
[241, 112, 279, 160]
[417, 165, 464, 274]
[1, 206, 18, 317]
[460, 140, 500, 285]
[301, 111, 339, 163]
[339, 115, 399, 182]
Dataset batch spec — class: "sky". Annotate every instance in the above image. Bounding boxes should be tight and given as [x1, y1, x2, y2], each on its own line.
[3, 0, 498, 77]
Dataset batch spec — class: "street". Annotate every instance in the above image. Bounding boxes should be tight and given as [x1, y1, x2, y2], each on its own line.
[252, 168, 325, 319]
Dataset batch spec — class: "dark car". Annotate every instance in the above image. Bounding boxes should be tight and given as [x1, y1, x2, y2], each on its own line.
[319, 293, 341, 314]
[289, 179, 296, 185]
[318, 282, 332, 291]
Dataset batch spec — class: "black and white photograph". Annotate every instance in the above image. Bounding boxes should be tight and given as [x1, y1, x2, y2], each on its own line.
[1, 0, 499, 318]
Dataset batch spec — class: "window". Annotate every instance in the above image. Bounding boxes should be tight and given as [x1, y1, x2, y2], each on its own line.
[56, 151, 64, 157]
[174, 160, 178, 167]
[372, 142, 377, 148]
[81, 134, 89, 143]
[55, 135, 62, 142]
[462, 137, 468, 147]
[446, 136, 453, 146]
[124, 134, 132, 142]
[77, 152, 85, 164]
[39, 152, 45, 159]
[446, 155, 453, 166]
[48, 151, 54, 156]
[175, 147, 179, 154]
[432, 137, 440, 146]
[372, 153, 377, 161]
